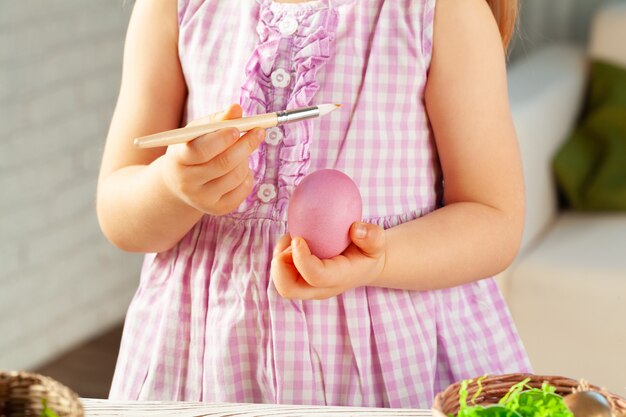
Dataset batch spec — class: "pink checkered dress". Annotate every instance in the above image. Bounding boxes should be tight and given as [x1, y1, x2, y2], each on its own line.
[109, 0, 531, 408]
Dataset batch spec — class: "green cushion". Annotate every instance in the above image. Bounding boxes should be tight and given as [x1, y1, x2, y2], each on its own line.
[553, 59, 626, 210]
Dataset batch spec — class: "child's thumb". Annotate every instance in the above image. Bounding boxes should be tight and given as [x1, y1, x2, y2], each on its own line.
[186, 103, 243, 127]
[218, 103, 243, 121]
[349, 222, 386, 257]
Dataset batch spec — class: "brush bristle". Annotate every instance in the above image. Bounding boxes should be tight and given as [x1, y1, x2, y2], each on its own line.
[318, 103, 342, 117]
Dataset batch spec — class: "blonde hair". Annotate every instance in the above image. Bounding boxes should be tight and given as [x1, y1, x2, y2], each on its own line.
[486, 0, 518, 51]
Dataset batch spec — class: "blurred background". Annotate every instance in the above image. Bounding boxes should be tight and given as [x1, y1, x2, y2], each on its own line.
[1, 0, 625, 400]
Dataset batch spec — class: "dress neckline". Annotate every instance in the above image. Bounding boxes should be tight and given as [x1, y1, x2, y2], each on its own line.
[261, 0, 354, 13]
[263, 0, 328, 13]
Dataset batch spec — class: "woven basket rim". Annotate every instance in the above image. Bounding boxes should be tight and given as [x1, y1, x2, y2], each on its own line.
[1, 370, 85, 417]
[432, 373, 626, 416]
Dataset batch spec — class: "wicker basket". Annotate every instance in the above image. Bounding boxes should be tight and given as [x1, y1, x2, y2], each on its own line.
[0, 371, 84, 417]
[433, 373, 626, 417]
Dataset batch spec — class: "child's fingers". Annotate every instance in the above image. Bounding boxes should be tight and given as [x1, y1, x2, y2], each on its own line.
[272, 252, 331, 300]
[185, 103, 242, 127]
[274, 275, 330, 300]
[172, 127, 264, 169]
[174, 103, 243, 163]
[273, 234, 292, 257]
[200, 128, 265, 176]
[290, 237, 333, 288]
[271, 242, 301, 298]
[200, 160, 252, 198]
[168, 104, 250, 166]
[222, 104, 243, 121]
[209, 169, 255, 215]
[169, 127, 240, 165]
[349, 222, 386, 258]
[272, 237, 342, 300]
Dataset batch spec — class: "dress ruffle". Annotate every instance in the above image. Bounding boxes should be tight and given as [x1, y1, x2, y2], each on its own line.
[239, 0, 339, 218]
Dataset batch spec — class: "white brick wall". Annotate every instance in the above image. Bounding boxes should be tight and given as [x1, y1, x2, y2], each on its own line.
[0, 1, 141, 371]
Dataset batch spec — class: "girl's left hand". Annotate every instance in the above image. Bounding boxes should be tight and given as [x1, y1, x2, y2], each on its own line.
[271, 222, 387, 300]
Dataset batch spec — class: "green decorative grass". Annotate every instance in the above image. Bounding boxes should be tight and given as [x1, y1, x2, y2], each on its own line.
[454, 377, 573, 417]
[40, 399, 60, 417]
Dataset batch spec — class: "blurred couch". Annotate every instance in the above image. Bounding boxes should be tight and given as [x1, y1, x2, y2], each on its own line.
[500, 2, 626, 395]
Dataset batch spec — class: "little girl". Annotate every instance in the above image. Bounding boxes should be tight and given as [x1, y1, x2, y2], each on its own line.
[98, 0, 531, 408]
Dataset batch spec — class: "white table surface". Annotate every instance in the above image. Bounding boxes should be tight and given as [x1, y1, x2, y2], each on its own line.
[81, 398, 433, 417]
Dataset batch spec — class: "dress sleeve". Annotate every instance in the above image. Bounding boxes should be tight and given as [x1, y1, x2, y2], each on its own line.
[177, 0, 185, 27]
[178, 0, 197, 28]
[421, 0, 437, 72]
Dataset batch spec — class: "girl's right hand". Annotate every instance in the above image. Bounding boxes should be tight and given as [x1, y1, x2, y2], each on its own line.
[158, 104, 265, 216]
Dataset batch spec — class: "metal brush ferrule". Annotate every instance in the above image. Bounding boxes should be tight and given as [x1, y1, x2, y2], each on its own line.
[276, 106, 320, 124]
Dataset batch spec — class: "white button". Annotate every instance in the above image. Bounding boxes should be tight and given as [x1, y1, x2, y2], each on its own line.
[265, 127, 283, 146]
[257, 184, 277, 203]
[278, 15, 298, 36]
[271, 68, 291, 88]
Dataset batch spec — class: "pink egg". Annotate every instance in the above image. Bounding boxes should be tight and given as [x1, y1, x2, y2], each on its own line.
[288, 169, 362, 259]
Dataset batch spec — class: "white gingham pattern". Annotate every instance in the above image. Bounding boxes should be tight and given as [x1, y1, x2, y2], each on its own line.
[109, 0, 531, 408]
